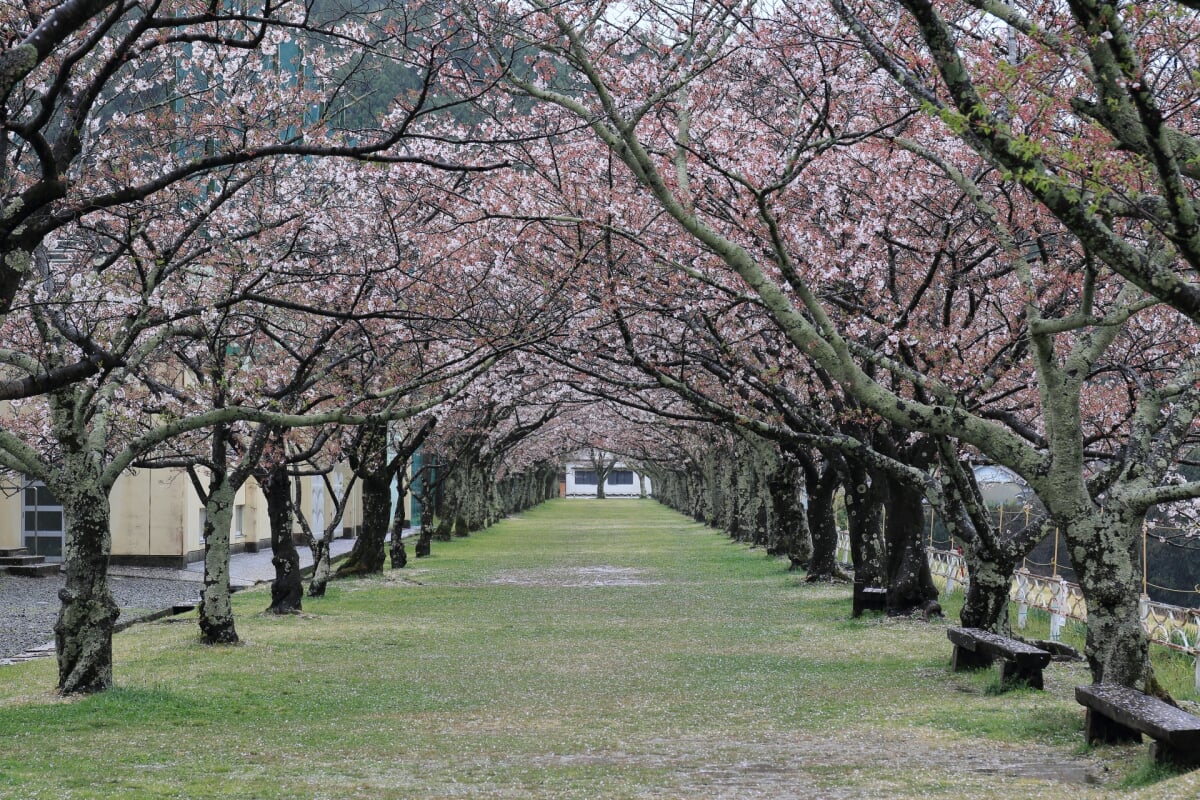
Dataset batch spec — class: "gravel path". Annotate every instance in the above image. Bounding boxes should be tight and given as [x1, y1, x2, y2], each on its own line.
[0, 572, 204, 660]
[0, 535, 378, 660]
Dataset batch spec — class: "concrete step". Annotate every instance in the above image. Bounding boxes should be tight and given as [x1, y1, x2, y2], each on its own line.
[6, 562, 61, 577]
[0, 554, 44, 566]
[0, 547, 29, 557]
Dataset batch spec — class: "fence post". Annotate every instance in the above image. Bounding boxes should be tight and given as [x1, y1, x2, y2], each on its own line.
[1022, 507, 1030, 572]
[1142, 521, 1149, 596]
[1051, 577, 1067, 642]
[1015, 570, 1028, 630]
[1192, 611, 1200, 693]
[1052, 527, 1060, 577]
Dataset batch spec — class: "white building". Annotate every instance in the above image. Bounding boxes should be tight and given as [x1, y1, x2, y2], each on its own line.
[563, 453, 652, 498]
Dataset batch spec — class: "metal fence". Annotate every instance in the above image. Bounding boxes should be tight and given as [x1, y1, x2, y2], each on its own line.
[834, 532, 1200, 689]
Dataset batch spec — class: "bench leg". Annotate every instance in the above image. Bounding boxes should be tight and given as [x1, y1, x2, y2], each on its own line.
[1149, 741, 1200, 768]
[999, 660, 1044, 690]
[950, 645, 992, 672]
[1084, 709, 1142, 745]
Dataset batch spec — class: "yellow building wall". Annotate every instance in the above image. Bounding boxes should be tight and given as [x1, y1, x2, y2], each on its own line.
[0, 459, 385, 564]
[109, 468, 191, 564]
[0, 474, 22, 551]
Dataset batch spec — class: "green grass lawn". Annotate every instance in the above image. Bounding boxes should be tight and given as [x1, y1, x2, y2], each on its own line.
[1, 499, 1196, 798]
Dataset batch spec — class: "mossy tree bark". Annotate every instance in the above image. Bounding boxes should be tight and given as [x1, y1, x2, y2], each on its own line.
[844, 462, 887, 595]
[883, 475, 939, 617]
[1066, 507, 1155, 688]
[190, 419, 271, 645]
[935, 446, 1043, 633]
[53, 468, 119, 695]
[196, 467, 239, 644]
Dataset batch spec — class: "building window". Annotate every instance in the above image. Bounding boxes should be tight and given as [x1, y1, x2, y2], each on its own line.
[22, 479, 64, 559]
[234, 505, 244, 539]
[575, 470, 597, 485]
[609, 470, 634, 485]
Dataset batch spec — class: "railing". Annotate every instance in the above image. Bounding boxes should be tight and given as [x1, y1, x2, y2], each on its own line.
[835, 531, 1200, 688]
[835, 531, 851, 565]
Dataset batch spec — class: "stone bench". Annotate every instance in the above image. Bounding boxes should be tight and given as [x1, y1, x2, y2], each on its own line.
[1076, 684, 1200, 768]
[947, 626, 1051, 689]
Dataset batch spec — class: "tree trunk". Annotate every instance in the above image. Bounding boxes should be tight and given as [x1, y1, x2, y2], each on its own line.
[434, 515, 453, 541]
[960, 553, 1016, 632]
[337, 422, 390, 576]
[336, 469, 389, 575]
[688, 470, 705, 522]
[264, 465, 302, 614]
[845, 464, 887, 585]
[884, 478, 940, 617]
[768, 455, 811, 569]
[415, 517, 433, 557]
[805, 463, 842, 582]
[845, 463, 887, 616]
[389, 471, 407, 569]
[1068, 509, 1155, 688]
[198, 476, 239, 643]
[54, 474, 119, 695]
[307, 535, 331, 597]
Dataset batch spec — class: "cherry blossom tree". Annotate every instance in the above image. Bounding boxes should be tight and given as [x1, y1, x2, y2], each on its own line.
[0, 0, 503, 386]
[454, 0, 1200, 692]
[832, 0, 1200, 322]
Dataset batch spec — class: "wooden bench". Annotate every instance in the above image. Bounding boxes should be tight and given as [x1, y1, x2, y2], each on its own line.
[1076, 684, 1200, 767]
[947, 626, 1051, 689]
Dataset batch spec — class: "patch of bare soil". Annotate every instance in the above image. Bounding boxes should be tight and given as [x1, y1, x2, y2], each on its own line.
[415, 716, 1109, 799]
[489, 566, 663, 588]
[514, 728, 1107, 799]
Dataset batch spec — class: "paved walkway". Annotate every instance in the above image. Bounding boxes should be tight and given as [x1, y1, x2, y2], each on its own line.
[108, 529, 412, 586]
[1, 531, 413, 663]
[108, 537, 360, 587]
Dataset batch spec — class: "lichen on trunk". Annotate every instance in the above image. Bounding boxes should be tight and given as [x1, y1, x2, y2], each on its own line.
[307, 537, 331, 597]
[804, 461, 844, 582]
[883, 477, 939, 618]
[1065, 509, 1156, 689]
[198, 477, 239, 643]
[54, 474, 119, 694]
[960, 556, 1015, 632]
[767, 453, 811, 570]
[844, 463, 887, 597]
